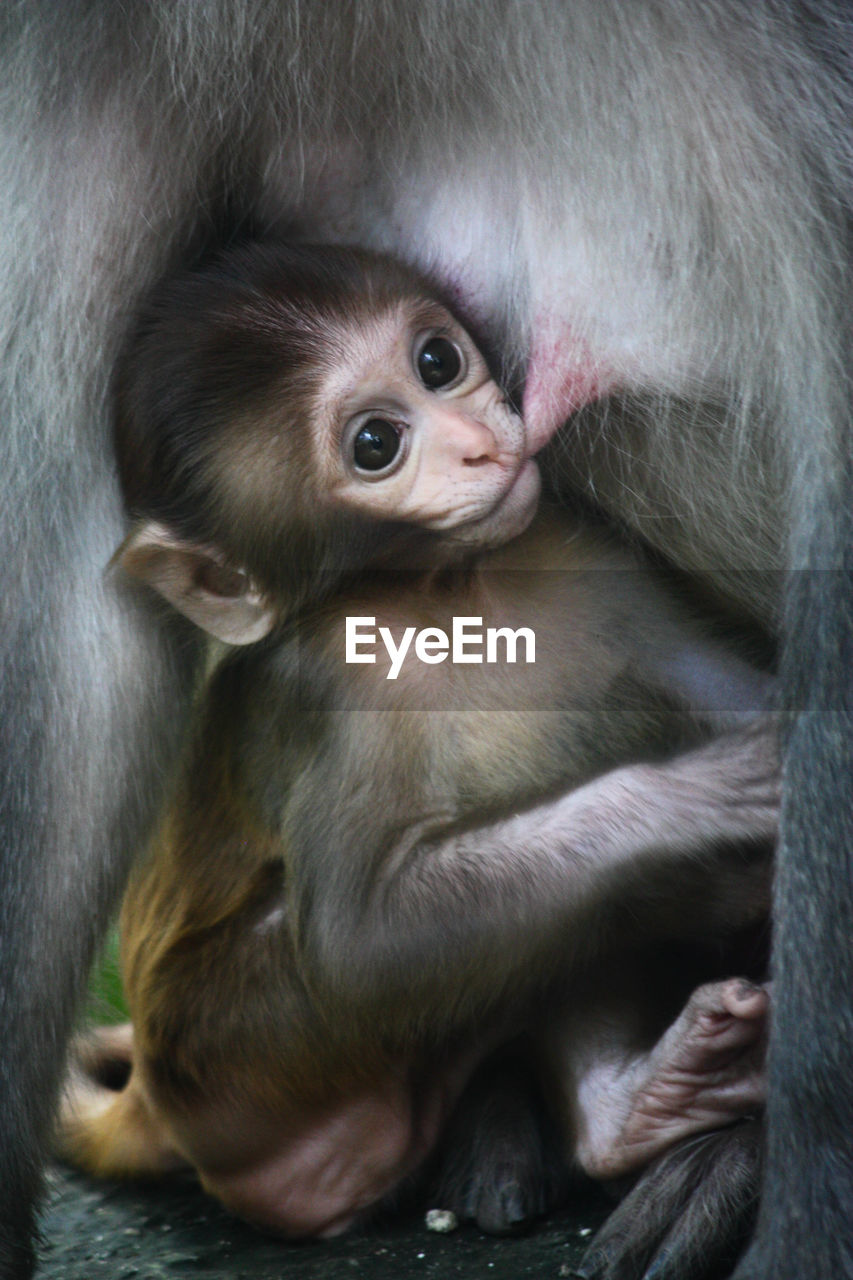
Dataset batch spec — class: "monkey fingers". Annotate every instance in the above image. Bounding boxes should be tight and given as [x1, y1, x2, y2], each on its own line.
[296, 721, 778, 1031]
[430, 1046, 568, 1235]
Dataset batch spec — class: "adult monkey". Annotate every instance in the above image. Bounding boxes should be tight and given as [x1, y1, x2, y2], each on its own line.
[0, 3, 849, 1279]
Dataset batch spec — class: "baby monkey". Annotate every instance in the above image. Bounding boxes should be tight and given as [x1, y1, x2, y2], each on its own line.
[60, 243, 777, 1254]
[115, 240, 541, 639]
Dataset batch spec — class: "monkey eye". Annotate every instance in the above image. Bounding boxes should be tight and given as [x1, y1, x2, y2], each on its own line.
[351, 417, 403, 473]
[415, 335, 464, 389]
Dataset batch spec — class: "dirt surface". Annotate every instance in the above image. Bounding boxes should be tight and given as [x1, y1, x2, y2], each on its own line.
[37, 1164, 611, 1280]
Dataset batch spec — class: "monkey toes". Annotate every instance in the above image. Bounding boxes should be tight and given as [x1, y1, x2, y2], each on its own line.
[569, 980, 768, 1280]
[571, 1118, 763, 1280]
[578, 978, 767, 1182]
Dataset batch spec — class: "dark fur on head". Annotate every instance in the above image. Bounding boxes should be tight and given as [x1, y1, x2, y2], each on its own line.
[114, 243, 443, 601]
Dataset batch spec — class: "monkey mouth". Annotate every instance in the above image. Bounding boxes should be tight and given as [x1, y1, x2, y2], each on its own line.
[447, 457, 541, 549]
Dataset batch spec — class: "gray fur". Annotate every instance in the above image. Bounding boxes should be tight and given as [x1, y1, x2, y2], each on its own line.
[0, 3, 850, 1276]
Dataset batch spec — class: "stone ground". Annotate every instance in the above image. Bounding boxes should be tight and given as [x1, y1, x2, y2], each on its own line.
[36, 1164, 611, 1280]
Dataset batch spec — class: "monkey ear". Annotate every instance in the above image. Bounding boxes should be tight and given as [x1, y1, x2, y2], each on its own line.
[115, 522, 278, 645]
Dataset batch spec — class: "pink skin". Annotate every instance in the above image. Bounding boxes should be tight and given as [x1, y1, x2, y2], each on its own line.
[192, 1078, 436, 1238]
[572, 979, 769, 1182]
[64, 1030, 454, 1239]
[522, 313, 618, 455]
[321, 303, 533, 536]
[319, 295, 614, 533]
[153, 1043, 493, 1239]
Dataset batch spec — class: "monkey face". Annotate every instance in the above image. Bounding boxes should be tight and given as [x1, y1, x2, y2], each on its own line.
[316, 300, 541, 548]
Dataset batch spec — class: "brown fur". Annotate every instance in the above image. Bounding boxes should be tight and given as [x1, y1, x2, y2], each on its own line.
[58, 507, 775, 1237]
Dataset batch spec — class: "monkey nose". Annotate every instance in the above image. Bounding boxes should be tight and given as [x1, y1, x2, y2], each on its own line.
[448, 417, 501, 467]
